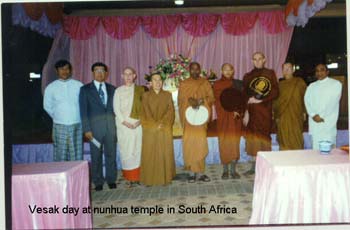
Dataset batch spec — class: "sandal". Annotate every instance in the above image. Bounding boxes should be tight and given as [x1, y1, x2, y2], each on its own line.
[231, 172, 241, 179]
[221, 171, 229, 180]
[198, 175, 211, 182]
[188, 175, 196, 183]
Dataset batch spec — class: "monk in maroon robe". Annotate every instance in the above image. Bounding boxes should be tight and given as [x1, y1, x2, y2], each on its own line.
[242, 52, 279, 175]
[213, 63, 243, 179]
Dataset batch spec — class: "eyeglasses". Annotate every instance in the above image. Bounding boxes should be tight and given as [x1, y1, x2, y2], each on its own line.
[94, 69, 106, 73]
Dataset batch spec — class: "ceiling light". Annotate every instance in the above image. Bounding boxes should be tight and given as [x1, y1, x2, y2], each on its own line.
[175, 0, 184, 6]
[327, 63, 338, 69]
[30, 72, 41, 79]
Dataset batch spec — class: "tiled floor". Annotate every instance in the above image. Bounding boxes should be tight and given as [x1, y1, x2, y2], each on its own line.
[92, 163, 255, 228]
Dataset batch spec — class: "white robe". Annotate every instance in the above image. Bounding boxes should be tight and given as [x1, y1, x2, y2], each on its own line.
[113, 84, 142, 170]
[304, 77, 342, 149]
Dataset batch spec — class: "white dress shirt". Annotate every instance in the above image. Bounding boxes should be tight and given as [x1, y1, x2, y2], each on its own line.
[43, 78, 83, 125]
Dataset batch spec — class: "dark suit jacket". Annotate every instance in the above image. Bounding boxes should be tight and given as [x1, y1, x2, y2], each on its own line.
[79, 81, 116, 141]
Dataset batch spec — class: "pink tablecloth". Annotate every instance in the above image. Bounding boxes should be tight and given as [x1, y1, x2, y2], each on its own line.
[12, 161, 92, 229]
[250, 149, 350, 224]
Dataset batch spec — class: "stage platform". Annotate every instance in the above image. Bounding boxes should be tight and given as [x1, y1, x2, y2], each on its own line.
[13, 130, 349, 169]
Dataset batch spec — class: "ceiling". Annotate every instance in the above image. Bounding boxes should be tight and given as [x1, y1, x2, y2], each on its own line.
[64, 0, 288, 13]
[63, 0, 346, 16]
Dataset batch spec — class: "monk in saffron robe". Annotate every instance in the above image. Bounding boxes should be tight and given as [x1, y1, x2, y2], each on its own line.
[113, 67, 144, 187]
[213, 63, 243, 179]
[273, 62, 306, 150]
[140, 73, 176, 186]
[242, 52, 279, 175]
[178, 62, 215, 183]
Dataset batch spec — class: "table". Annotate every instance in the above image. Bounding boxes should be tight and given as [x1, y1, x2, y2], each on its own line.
[12, 161, 92, 229]
[250, 149, 350, 224]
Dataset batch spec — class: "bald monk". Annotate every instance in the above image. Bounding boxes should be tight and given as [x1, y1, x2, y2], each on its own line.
[242, 52, 279, 175]
[273, 62, 306, 150]
[178, 62, 215, 183]
[140, 73, 176, 186]
[213, 63, 243, 179]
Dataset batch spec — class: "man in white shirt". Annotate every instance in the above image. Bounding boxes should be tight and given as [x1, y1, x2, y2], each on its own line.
[44, 60, 83, 161]
[304, 63, 342, 149]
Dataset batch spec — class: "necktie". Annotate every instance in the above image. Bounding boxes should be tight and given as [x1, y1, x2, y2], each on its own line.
[98, 83, 105, 106]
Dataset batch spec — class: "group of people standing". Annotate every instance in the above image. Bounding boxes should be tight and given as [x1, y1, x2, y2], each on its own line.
[44, 51, 342, 191]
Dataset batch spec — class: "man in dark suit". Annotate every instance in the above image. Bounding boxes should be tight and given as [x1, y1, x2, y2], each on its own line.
[79, 62, 117, 191]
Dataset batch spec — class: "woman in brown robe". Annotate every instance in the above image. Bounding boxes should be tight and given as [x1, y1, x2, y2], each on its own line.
[140, 73, 176, 186]
[213, 63, 243, 179]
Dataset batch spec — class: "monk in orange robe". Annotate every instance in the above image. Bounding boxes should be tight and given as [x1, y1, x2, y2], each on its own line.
[273, 62, 306, 150]
[178, 62, 215, 183]
[242, 52, 279, 175]
[140, 73, 176, 186]
[213, 63, 243, 179]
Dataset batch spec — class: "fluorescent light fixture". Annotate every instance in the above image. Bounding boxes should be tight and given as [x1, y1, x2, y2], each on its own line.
[327, 63, 338, 69]
[174, 0, 184, 5]
[30, 72, 41, 79]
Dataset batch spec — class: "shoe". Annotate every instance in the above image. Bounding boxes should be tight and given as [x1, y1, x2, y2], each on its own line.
[95, 185, 103, 191]
[198, 175, 211, 182]
[188, 175, 196, 183]
[108, 183, 117, 189]
[231, 172, 241, 179]
[221, 171, 229, 180]
[243, 169, 255, 176]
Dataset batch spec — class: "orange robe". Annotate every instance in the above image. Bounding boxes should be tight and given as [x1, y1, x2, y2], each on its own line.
[242, 68, 279, 156]
[178, 77, 215, 173]
[140, 89, 176, 185]
[273, 77, 306, 150]
[213, 77, 243, 164]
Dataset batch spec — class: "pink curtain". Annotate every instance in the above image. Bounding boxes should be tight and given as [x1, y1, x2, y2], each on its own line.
[141, 15, 181, 38]
[221, 12, 257, 35]
[181, 14, 219, 37]
[63, 16, 100, 40]
[101, 16, 140, 39]
[68, 22, 293, 87]
[259, 10, 288, 34]
[42, 10, 293, 89]
[63, 11, 290, 40]
[42, 29, 70, 93]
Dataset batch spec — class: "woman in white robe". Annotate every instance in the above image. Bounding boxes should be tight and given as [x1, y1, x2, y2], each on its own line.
[113, 67, 144, 186]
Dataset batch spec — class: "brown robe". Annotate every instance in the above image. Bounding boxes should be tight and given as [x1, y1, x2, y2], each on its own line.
[178, 77, 215, 173]
[213, 77, 243, 164]
[273, 77, 306, 150]
[242, 68, 279, 156]
[140, 89, 176, 186]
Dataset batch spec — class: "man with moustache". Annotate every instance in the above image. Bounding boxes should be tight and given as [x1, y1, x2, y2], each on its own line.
[304, 63, 342, 149]
[44, 59, 83, 161]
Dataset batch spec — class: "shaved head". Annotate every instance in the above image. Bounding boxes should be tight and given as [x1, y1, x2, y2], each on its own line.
[221, 63, 234, 70]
